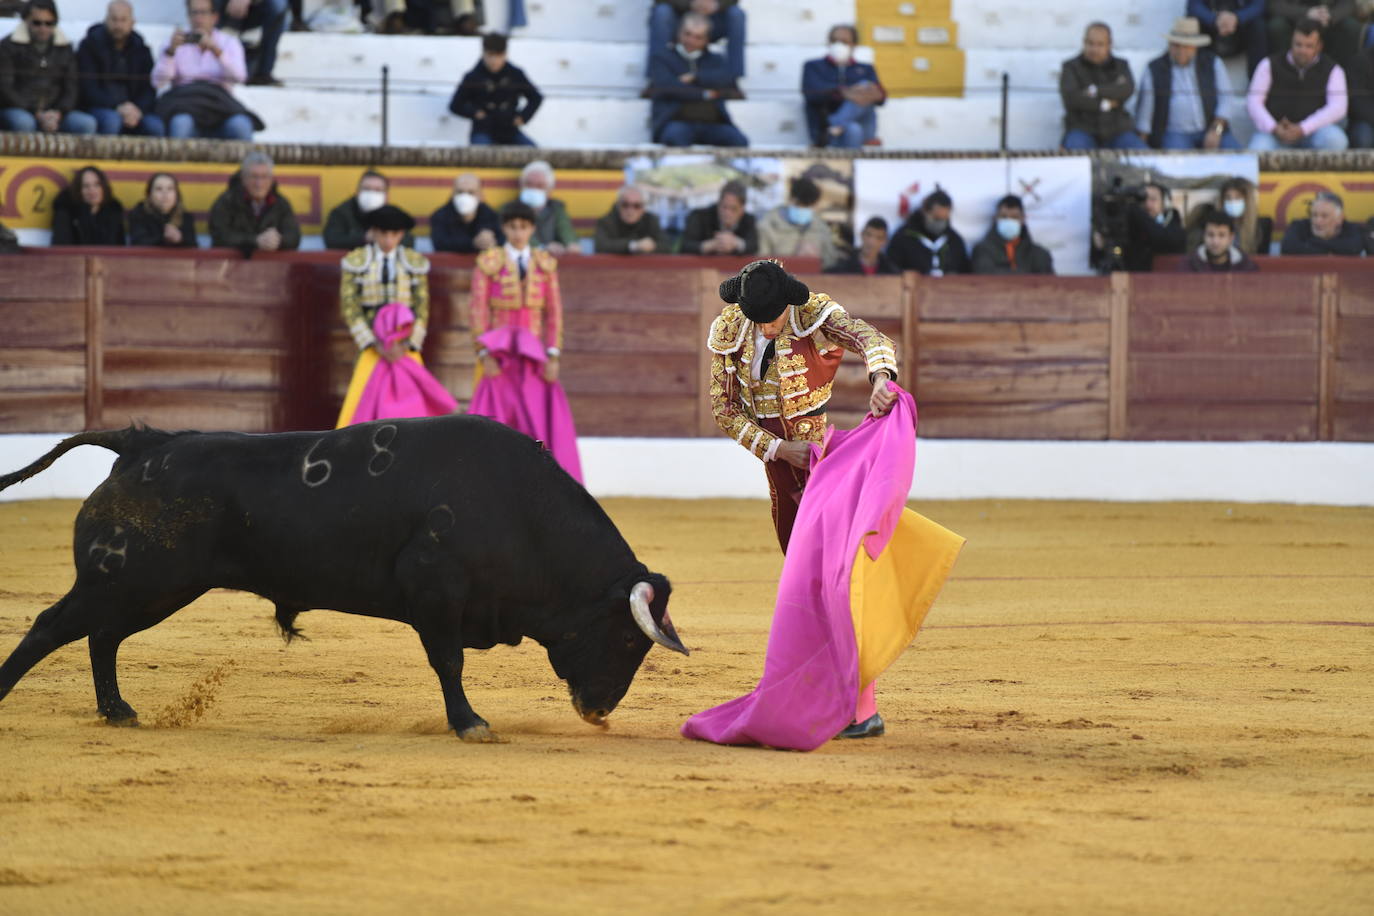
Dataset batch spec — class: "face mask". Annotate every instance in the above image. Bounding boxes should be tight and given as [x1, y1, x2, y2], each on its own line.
[828, 42, 852, 64]
[1223, 198, 1245, 219]
[924, 216, 948, 235]
[453, 192, 478, 216]
[519, 187, 547, 210]
[787, 205, 813, 226]
[356, 190, 385, 212]
[996, 217, 1021, 241]
[676, 43, 703, 61]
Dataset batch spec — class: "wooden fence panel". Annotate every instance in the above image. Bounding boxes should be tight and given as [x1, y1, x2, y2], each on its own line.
[1, 255, 88, 432]
[1333, 274, 1374, 441]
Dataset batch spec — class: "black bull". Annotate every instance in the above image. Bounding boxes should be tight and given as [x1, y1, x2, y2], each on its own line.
[0, 416, 687, 741]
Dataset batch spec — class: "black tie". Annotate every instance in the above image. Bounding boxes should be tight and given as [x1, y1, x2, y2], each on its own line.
[381, 256, 391, 286]
[760, 338, 776, 377]
[518, 253, 528, 280]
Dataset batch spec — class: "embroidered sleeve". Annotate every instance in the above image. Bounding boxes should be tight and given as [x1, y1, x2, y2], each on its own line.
[542, 253, 563, 352]
[410, 261, 430, 350]
[339, 254, 375, 350]
[710, 352, 778, 461]
[469, 261, 490, 348]
[820, 305, 899, 382]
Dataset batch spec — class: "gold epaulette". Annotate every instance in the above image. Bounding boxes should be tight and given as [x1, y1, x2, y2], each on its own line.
[532, 248, 558, 273]
[476, 247, 507, 277]
[341, 246, 372, 273]
[707, 304, 748, 355]
[400, 247, 431, 274]
[790, 292, 844, 337]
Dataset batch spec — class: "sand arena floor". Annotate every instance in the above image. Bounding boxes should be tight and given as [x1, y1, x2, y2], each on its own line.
[0, 496, 1371, 915]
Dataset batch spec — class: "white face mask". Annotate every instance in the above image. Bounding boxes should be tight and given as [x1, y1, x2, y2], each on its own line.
[356, 189, 385, 212]
[519, 187, 547, 210]
[1223, 198, 1245, 219]
[828, 42, 852, 64]
[453, 192, 479, 216]
[676, 43, 703, 61]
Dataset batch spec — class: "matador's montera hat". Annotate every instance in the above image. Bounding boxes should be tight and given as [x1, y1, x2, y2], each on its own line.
[719, 259, 810, 323]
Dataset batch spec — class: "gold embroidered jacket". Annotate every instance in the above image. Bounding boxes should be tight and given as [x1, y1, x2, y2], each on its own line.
[340, 244, 431, 350]
[470, 247, 563, 352]
[707, 293, 899, 460]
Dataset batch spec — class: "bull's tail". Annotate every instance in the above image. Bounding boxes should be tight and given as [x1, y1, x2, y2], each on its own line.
[0, 426, 178, 495]
[274, 604, 309, 644]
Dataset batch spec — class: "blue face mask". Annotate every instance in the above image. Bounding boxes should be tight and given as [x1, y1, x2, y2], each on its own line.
[996, 217, 1021, 241]
[519, 188, 547, 210]
[787, 205, 813, 226]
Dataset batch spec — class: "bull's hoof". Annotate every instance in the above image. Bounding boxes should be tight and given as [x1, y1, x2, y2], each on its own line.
[104, 713, 140, 727]
[101, 700, 139, 726]
[456, 724, 506, 743]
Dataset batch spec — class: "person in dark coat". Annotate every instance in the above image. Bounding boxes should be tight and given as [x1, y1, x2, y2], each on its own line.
[1181, 212, 1259, 272]
[680, 180, 757, 255]
[972, 195, 1055, 275]
[1124, 183, 1188, 272]
[430, 173, 505, 254]
[594, 185, 667, 254]
[886, 189, 970, 276]
[208, 151, 301, 255]
[128, 172, 198, 248]
[1187, 0, 1267, 75]
[647, 0, 745, 80]
[76, 1, 165, 136]
[324, 170, 413, 250]
[1347, 43, 1374, 149]
[0, 0, 98, 134]
[647, 12, 747, 146]
[51, 165, 126, 246]
[801, 24, 884, 147]
[449, 33, 541, 146]
[1280, 191, 1367, 256]
[1059, 22, 1148, 149]
[826, 216, 900, 275]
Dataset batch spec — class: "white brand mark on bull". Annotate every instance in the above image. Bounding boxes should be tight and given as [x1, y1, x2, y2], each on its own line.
[367, 425, 398, 478]
[302, 439, 332, 488]
[87, 525, 128, 573]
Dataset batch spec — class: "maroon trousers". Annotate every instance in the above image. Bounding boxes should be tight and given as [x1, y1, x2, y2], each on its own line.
[760, 414, 826, 553]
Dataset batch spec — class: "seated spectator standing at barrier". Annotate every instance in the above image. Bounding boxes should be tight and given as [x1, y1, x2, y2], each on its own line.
[0, 0, 97, 135]
[1267, 0, 1362, 69]
[1188, 0, 1267, 74]
[449, 33, 540, 147]
[1347, 41, 1374, 147]
[758, 176, 838, 267]
[827, 216, 899, 275]
[51, 165, 125, 245]
[1280, 191, 1367, 255]
[972, 195, 1055, 275]
[802, 24, 884, 148]
[886, 189, 969, 276]
[1248, 20, 1349, 149]
[1182, 211, 1259, 272]
[128, 172, 198, 247]
[518, 160, 577, 256]
[1135, 18, 1240, 150]
[1124, 183, 1187, 272]
[324, 170, 413, 250]
[1059, 22, 1148, 150]
[648, 12, 747, 147]
[154, 0, 258, 140]
[214, 0, 286, 85]
[648, 0, 745, 80]
[209, 151, 300, 255]
[77, 1, 165, 136]
[680, 180, 757, 255]
[430, 172, 504, 254]
[594, 185, 666, 254]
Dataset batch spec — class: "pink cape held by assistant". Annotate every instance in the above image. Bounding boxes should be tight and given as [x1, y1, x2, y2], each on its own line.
[468, 325, 583, 483]
[681, 383, 964, 751]
[335, 302, 458, 428]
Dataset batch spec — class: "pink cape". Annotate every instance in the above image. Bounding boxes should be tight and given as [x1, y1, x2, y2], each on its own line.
[468, 326, 583, 483]
[344, 303, 458, 425]
[682, 384, 950, 751]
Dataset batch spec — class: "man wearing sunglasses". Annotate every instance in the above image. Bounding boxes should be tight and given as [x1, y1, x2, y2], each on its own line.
[0, 0, 98, 134]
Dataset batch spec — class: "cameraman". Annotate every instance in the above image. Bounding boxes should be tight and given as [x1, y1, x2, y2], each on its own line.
[1124, 182, 1186, 271]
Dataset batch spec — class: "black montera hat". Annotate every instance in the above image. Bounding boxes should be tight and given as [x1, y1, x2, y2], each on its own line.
[363, 204, 415, 231]
[719, 259, 810, 323]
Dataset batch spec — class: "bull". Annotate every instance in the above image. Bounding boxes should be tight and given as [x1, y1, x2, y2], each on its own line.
[0, 416, 687, 741]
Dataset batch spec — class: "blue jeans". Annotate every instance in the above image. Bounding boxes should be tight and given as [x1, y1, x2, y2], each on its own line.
[1159, 128, 1241, 150]
[470, 127, 536, 146]
[1248, 124, 1348, 151]
[648, 2, 746, 79]
[169, 112, 254, 139]
[1062, 128, 1148, 150]
[1, 107, 97, 134]
[217, 0, 288, 78]
[657, 119, 748, 147]
[89, 107, 167, 137]
[827, 99, 877, 148]
[1350, 120, 1374, 149]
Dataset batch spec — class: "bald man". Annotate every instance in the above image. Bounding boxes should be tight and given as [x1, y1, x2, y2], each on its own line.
[77, 0, 166, 136]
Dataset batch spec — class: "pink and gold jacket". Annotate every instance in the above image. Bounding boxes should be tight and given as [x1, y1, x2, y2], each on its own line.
[470, 246, 563, 353]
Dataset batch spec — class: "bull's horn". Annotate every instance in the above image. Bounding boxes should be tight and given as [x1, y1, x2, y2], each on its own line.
[630, 582, 689, 656]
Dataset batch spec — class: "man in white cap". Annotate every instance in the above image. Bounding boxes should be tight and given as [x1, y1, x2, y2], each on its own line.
[1135, 17, 1240, 149]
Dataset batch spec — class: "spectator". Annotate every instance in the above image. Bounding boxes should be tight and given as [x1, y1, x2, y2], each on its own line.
[972, 195, 1055, 275]
[827, 216, 899, 275]
[51, 165, 126, 245]
[1186, 177, 1273, 255]
[648, 0, 745, 80]
[324, 170, 414, 251]
[518, 160, 577, 256]
[209, 151, 301, 254]
[214, 0, 286, 85]
[757, 176, 838, 267]
[1246, 21, 1348, 150]
[430, 172, 504, 254]
[1267, 1, 1362, 69]
[153, 0, 257, 140]
[886, 189, 970, 276]
[128, 172, 198, 247]
[1182, 211, 1259, 272]
[680, 180, 757, 255]
[1280, 191, 1366, 255]
[449, 33, 541, 147]
[1187, 0, 1267, 74]
[648, 12, 748, 147]
[0, 0, 98, 135]
[1135, 18, 1240, 149]
[1124, 183, 1187, 272]
[76, 1, 165, 137]
[594, 185, 667, 254]
[801, 23, 884, 148]
[1059, 22, 1148, 150]
[1347, 41, 1374, 147]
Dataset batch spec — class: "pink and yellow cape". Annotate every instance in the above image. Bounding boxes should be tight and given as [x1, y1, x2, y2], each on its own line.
[336, 303, 458, 428]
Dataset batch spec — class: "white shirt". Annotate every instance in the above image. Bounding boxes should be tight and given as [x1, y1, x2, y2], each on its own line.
[505, 242, 531, 275]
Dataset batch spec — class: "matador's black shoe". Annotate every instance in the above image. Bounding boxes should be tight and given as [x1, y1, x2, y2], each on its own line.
[836, 713, 885, 739]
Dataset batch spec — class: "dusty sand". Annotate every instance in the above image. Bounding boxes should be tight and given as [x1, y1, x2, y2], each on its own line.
[0, 497, 1371, 915]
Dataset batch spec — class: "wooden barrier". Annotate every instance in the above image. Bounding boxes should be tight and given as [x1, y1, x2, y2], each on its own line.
[1, 249, 1369, 443]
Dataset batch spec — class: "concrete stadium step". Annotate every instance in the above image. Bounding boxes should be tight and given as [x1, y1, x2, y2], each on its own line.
[950, 0, 1177, 52]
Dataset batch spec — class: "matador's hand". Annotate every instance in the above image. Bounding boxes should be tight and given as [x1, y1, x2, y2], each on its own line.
[870, 376, 896, 417]
[776, 440, 812, 469]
